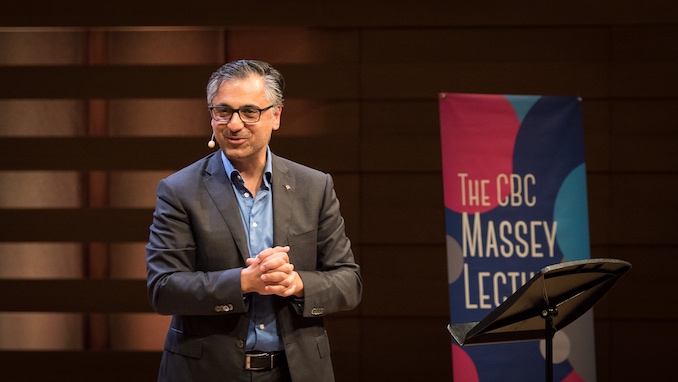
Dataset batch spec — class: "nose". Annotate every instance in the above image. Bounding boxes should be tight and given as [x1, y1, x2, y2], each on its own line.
[226, 111, 244, 129]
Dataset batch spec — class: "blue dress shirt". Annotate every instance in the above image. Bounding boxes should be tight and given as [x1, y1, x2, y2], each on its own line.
[221, 148, 283, 352]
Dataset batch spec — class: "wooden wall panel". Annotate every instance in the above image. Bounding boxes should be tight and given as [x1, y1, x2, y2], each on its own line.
[327, 174, 361, 243]
[611, 99, 678, 135]
[271, 136, 361, 174]
[593, 247, 677, 320]
[4, 1, 677, 28]
[361, 100, 441, 139]
[594, 317, 674, 382]
[0, 137, 359, 171]
[361, 137, 442, 173]
[608, 99, 678, 173]
[608, 174, 678, 245]
[361, 174, 445, 245]
[361, 61, 610, 99]
[360, 245, 449, 317]
[361, 28, 610, 62]
[226, 29, 361, 64]
[0, 66, 210, 99]
[324, 317, 363, 381]
[360, 317, 453, 381]
[0, 64, 358, 99]
[600, 319, 677, 381]
[277, 100, 361, 137]
[108, 30, 223, 65]
[586, 174, 613, 246]
[611, 25, 678, 59]
[580, 100, 612, 172]
[0, 351, 161, 382]
[612, 134, 677, 172]
[0, 280, 150, 312]
[0, 209, 151, 242]
[0, 138, 210, 170]
[610, 61, 678, 98]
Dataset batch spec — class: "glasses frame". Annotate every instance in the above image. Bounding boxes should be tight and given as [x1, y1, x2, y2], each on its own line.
[208, 104, 276, 123]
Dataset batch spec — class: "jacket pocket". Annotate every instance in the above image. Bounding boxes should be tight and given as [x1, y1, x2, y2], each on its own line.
[316, 330, 331, 359]
[287, 229, 317, 270]
[288, 228, 316, 247]
[164, 328, 203, 359]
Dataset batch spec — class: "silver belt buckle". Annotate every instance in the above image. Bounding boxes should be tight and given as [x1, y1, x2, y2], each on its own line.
[245, 352, 273, 371]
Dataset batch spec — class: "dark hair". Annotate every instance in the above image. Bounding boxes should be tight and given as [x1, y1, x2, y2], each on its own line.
[206, 60, 285, 106]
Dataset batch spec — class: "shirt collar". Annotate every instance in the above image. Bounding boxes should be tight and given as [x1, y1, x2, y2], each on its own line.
[220, 146, 273, 187]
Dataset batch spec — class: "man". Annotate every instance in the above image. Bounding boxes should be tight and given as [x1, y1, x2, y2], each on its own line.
[146, 60, 362, 382]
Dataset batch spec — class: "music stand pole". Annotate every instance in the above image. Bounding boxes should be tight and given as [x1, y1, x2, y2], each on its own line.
[541, 307, 558, 382]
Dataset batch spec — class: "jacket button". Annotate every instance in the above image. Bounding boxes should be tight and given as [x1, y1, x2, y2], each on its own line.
[236, 340, 244, 348]
[215, 304, 234, 312]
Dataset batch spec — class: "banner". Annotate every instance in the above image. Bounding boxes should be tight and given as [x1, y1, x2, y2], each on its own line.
[439, 93, 595, 382]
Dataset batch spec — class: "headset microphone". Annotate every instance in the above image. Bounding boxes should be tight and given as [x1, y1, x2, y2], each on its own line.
[207, 133, 216, 148]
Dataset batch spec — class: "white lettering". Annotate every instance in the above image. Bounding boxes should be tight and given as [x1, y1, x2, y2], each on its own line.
[477, 272, 492, 309]
[462, 269, 538, 309]
[462, 213, 558, 259]
[497, 173, 537, 207]
[463, 263, 478, 309]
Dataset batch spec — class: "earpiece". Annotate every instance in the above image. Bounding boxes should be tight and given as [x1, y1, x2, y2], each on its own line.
[207, 132, 216, 148]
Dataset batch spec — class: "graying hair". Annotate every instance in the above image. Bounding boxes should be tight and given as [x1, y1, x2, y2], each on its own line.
[206, 60, 285, 107]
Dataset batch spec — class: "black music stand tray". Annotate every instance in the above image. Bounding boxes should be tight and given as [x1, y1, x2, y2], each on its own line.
[447, 258, 631, 382]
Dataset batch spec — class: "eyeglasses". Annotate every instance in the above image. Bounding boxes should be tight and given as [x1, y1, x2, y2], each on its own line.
[208, 104, 275, 123]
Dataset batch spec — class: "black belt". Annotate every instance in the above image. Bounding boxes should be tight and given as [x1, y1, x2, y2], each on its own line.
[244, 351, 285, 371]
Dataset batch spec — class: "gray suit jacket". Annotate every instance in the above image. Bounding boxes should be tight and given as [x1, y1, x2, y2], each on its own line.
[146, 151, 362, 382]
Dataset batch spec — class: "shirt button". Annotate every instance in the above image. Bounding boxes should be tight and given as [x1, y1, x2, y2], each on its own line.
[259, 324, 265, 330]
[244, 192, 250, 198]
[252, 222, 258, 228]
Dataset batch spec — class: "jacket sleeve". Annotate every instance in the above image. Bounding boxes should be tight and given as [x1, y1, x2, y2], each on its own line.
[293, 173, 363, 317]
[145, 177, 248, 316]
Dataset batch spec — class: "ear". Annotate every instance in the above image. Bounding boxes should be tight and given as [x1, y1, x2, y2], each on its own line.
[272, 105, 283, 131]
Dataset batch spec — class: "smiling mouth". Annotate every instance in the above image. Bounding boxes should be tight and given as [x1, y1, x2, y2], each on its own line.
[227, 136, 247, 142]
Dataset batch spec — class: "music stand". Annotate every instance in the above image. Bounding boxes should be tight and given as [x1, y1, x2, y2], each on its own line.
[447, 258, 631, 382]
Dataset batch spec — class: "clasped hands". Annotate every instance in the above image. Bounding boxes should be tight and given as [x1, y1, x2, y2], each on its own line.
[241, 246, 304, 298]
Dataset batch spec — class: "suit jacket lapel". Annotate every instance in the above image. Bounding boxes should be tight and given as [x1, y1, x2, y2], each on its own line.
[203, 152, 250, 261]
[272, 154, 295, 247]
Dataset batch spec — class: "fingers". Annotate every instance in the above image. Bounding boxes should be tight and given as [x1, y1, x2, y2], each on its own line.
[240, 258, 264, 294]
[248, 246, 303, 297]
[257, 249, 289, 271]
[264, 271, 299, 297]
[256, 246, 290, 273]
[260, 263, 294, 283]
[245, 256, 260, 266]
[259, 257, 291, 274]
[257, 246, 290, 259]
[265, 283, 297, 297]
